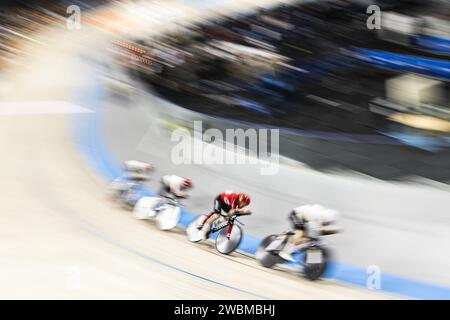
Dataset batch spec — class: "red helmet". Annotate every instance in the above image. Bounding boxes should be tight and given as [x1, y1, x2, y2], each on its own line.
[182, 178, 193, 189]
[238, 193, 250, 207]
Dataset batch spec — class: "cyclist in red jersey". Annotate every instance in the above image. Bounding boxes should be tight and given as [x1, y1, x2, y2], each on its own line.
[197, 191, 251, 239]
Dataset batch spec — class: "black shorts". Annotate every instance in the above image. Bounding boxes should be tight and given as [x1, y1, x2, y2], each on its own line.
[289, 210, 306, 231]
[158, 182, 170, 197]
[213, 195, 231, 214]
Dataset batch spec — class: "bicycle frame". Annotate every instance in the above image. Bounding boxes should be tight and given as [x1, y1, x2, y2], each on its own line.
[270, 232, 322, 264]
[211, 219, 233, 238]
[210, 216, 243, 239]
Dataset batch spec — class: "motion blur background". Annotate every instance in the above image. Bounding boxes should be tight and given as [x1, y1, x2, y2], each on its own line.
[2, 0, 449, 179]
[124, 0, 450, 182]
[0, 0, 449, 299]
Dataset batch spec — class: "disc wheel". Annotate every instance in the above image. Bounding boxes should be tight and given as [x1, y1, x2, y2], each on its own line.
[186, 215, 207, 242]
[256, 235, 286, 268]
[215, 224, 242, 255]
[156, 206, 180, 230]
[302, 246, 329, 281]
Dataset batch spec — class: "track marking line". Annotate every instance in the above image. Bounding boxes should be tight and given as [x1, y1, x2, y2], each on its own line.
[0, 101, 93, 115]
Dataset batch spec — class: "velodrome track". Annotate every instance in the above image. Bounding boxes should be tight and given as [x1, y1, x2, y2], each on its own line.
[95, 1, 450, 299]
[1, 112, 388, 299]
[0, 0, 396, 300]
[104, 81, 450, 294]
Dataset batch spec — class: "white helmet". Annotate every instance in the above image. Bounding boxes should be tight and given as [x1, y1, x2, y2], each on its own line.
[305, 204, 339, 224]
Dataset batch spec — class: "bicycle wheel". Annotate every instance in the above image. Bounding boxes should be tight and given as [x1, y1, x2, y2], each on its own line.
[215, 224, 242, 255]
[132, 196, 160, 219]
[302, 246, 329, 281]
[156, 206, 180, 230]
[186, 215, 207, 242]
[256, 235, 286, 268]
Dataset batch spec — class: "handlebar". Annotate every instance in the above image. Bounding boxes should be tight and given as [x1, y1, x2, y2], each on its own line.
[235, 211, 252, 217]
[228, 211, 251, 226]
[321, 229, 339, 236]
[219, 210, 251, 220]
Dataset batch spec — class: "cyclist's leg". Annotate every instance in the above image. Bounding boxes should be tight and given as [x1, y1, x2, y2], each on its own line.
[199, 198, 223, 238]
[291, 229, 305, 245]
[203, 213, 221, 230]
[279, 229, 305, 262]
[158, 181, 171, 198]
[198, 196, 222, 229]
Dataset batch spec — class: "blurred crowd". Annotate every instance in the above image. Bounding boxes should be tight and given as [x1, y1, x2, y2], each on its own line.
[118, 1, 368, 112]
[0, 0, 114, 72]
[0, 1, 62, 71]
[0, 0, 448, 143]
[114, 0, 449, 139]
